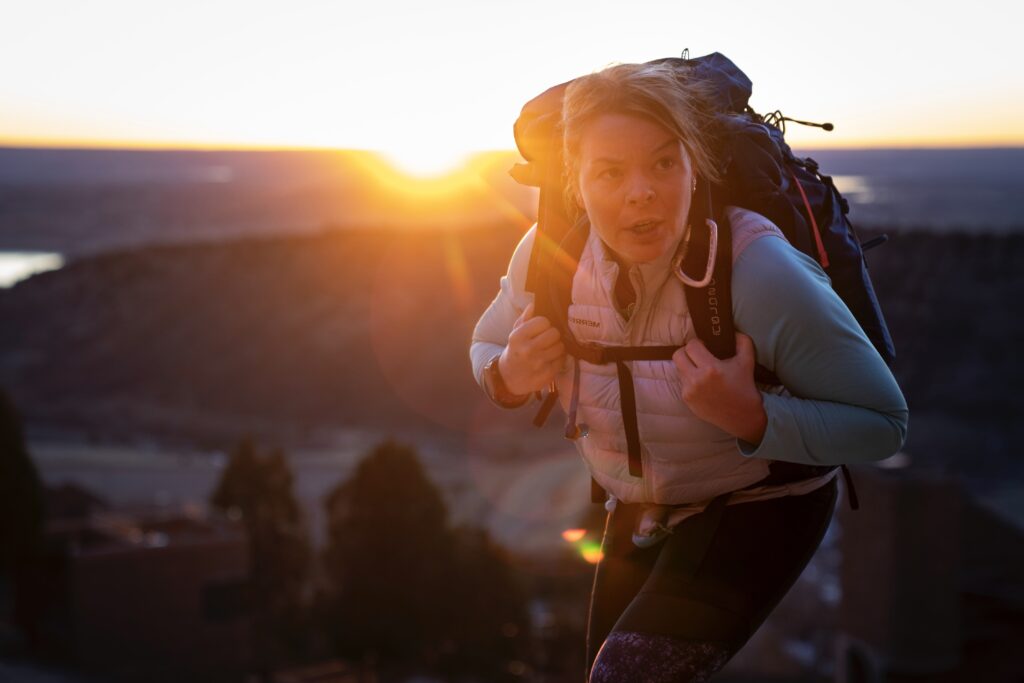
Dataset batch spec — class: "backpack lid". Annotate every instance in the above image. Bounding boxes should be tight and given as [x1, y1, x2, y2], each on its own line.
[510, 80, 571, 188]
[676, 52, 752, 113]
[510, 52, 753, 188]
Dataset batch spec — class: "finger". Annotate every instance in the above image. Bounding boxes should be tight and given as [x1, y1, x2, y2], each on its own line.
[683, 339, 716, 366]
[530, 326, 562, 348]
[545, 354, 566, 374]
[515, 315, 555, 339]
[673, 347, 696, 374]
[535, 341, 566, 363]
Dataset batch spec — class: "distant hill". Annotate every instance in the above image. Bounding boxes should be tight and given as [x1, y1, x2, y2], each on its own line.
[0, 222, 1020, 482]
[0, 148, 536, 255]
[0, 222, 529, 446]
[3, 147, 1022, 259]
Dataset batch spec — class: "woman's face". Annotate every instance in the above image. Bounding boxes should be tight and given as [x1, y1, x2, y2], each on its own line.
[575, 113, 694, 266]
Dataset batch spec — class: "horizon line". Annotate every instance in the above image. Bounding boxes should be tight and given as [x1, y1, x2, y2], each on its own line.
[2, 139, 1024, 154]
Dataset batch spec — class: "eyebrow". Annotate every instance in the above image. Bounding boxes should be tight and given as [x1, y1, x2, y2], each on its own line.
[590, 138, 680, 165]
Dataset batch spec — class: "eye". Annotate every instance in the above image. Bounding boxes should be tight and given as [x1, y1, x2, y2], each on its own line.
[655, 157, 676, 171]
[597, 167, 622, 180]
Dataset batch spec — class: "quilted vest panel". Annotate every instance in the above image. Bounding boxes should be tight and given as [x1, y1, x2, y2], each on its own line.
[553, 207, 782, 504]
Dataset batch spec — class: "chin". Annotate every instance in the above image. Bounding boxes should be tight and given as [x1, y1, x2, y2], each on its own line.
[621, 241, 669, 265]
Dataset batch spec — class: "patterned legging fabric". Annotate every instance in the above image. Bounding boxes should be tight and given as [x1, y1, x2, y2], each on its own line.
[586, 479, 838, 682]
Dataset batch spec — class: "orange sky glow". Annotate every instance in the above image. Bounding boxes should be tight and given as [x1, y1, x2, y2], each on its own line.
[2, 0, 1021, 178]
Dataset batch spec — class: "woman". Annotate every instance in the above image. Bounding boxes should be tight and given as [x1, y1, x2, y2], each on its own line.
[471, 62, 908, 682]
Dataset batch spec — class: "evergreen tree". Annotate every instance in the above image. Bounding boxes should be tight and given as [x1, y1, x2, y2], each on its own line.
[321, 440, 454, 665]
[440, 526, 529, 680]
[211, 437, 311, 670]
[0, 389, 45, 648]
[321, 440, 528, 680]
[0, 389, 43, 570]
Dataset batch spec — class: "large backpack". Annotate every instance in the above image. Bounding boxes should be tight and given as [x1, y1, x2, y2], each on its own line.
[509, 51, 896, 510]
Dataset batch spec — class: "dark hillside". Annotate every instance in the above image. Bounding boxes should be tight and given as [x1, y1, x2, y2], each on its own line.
[0, 223, 526, 445]
[858, 228, 1023, 481]
[0, 223, 1020, 481]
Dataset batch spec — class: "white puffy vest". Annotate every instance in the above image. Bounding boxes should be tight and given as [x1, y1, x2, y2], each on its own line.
[553, 207, 783, 504]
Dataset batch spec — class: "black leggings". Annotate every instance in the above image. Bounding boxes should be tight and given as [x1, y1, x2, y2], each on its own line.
[585, 478, 838, 682]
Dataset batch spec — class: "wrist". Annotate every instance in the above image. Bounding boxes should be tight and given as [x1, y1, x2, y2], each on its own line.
[484, 354, 531, 408]
[734, 392, 768, 445]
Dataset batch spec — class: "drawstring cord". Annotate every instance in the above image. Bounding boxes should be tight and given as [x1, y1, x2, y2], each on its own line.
[565, 356, 589, 440]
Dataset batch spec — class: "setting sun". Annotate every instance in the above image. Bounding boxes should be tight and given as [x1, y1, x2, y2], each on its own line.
[378, 147, 474, 179]
[350, 151, 488, 198]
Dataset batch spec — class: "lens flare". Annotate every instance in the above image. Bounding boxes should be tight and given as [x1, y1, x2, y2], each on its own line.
[579, 541, 604, 564]
[443, 231, 473, 314]
[561, 528, 586, 543]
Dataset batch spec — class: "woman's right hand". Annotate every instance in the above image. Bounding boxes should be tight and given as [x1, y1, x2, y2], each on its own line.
[498, 302, 567, 396]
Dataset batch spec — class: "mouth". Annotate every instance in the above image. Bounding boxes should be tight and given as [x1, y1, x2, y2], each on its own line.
[626, 219, 662, 237]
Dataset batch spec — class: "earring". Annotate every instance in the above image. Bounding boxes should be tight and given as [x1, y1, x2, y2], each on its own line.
[691, 177, 697, 193]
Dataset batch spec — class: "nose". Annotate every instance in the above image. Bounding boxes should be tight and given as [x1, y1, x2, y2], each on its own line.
[625, 173, 655, 205]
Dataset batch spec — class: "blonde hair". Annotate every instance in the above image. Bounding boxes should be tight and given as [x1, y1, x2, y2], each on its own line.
[560, 61, 723, 215]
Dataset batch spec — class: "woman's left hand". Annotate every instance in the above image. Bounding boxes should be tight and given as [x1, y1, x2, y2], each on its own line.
[673, 332, 768, 445]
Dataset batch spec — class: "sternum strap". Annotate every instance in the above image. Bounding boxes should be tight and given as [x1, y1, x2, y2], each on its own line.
[615, 360, 644, 477]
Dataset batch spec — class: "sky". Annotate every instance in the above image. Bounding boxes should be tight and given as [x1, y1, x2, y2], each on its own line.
[2, 0, 1022, 174]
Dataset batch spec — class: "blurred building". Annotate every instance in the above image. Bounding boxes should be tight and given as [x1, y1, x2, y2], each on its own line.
[36, 486, 251, 683]
[837, 466, 1024, 683]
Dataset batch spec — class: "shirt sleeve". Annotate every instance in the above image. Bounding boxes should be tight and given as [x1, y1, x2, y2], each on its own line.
[731, 234, 909, 465]
[469, 225, 537, 388]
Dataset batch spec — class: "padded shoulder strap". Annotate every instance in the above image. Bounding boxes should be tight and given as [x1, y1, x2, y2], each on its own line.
[683, 179, 736, 360]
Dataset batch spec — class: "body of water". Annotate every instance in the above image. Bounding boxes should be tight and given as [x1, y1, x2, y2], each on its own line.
[0, 251, 64, 287]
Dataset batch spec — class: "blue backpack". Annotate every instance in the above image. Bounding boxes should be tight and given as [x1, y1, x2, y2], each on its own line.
[509, 51, 895, 509]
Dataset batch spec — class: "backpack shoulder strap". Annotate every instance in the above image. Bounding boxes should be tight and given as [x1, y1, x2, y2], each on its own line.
[683, 179, 736, 360]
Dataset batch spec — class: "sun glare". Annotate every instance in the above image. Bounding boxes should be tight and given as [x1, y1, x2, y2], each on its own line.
[379, 147, 473, 179]
[349, 149, 499, 202]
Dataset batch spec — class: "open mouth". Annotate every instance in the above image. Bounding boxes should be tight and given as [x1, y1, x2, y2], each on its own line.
[627, 219, 661, 236]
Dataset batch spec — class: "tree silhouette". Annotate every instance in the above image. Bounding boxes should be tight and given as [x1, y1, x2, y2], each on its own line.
[321, 440, 453, 663]
[439, 526, 530, 680]
[321, 440, 528, 680]
[210, 437, 311, 672]
[0, 389, 43, 570]
[0, 389, 45, 648]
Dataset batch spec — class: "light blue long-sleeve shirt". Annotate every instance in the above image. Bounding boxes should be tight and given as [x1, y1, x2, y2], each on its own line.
[470, 225, 909, 469]
[731, 234, 908, 465]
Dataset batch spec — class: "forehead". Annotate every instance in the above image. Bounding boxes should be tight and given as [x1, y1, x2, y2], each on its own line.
[578, 113, 683, 162]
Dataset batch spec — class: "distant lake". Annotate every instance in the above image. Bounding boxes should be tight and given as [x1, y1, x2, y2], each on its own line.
[799, 148, 1024, 232]
[0, 251, 64, 287]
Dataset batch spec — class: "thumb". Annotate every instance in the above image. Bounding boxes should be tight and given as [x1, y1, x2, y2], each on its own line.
[735, 333, 756, 360]
[513, 301, 535, 329]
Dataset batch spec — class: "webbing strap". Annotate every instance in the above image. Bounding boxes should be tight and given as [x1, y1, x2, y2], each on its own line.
[616, 360, 643, 477]
[532, 387, 559, 427]
[787, 166, 830, 269]
[840, 464, 860, 510]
